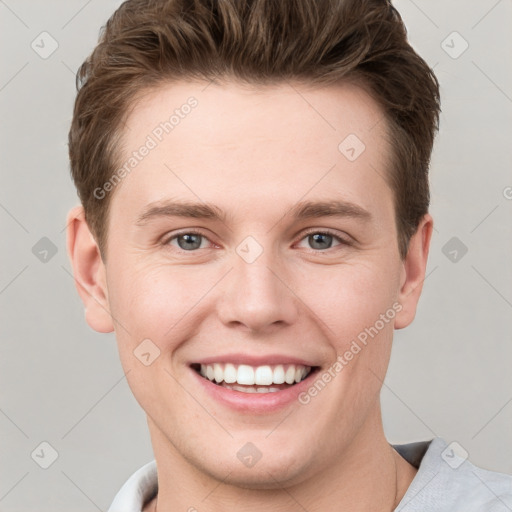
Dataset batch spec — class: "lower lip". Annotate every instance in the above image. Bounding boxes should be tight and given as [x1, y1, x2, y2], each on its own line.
[191, 367, 319, 414]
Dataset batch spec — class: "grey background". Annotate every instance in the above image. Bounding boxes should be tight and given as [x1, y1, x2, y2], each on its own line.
[1, 0, 511, 510]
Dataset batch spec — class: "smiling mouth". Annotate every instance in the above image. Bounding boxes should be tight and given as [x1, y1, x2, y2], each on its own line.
[190, 363, 319, 393]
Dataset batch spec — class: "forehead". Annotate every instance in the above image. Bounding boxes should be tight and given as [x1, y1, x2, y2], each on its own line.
[123, 79, 388, 150]
[111, 80, 393, 225]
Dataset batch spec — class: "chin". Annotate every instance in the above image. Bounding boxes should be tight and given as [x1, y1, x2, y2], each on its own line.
[198, 451, 314, 490]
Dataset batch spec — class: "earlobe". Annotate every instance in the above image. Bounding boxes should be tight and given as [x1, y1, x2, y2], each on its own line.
[394, 213, 433, 330]
[66, 205, 114, 333]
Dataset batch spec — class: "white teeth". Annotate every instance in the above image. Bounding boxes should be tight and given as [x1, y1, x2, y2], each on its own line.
[285, 366, 296, 384]
[214, 363, 223, 383]
[237, 365, 255, 385]
[221, 383, 282, 393]
[224, 363, 237, 383]
[197, 363, 312, 387]
[254, 365, 273, 385]
[273, 365, 285, 384]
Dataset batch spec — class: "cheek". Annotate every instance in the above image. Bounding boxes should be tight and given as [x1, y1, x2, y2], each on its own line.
[296, 259, 400, 341]
[107, 261, 216, 344]
[107, 263, 207, 409]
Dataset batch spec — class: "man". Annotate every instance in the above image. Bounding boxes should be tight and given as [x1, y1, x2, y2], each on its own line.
[66, 0, 512, 510]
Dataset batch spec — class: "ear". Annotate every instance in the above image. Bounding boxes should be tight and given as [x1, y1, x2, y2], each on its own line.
[394, 213, 433, 330]
[66, 205, 114, 333]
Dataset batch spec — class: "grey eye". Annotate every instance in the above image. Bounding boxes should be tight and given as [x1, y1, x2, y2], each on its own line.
[175, 233, 204, 250]
[308, 233, 334, 250]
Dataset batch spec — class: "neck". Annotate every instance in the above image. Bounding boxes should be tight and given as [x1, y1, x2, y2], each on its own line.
[146, 406, 417, 512]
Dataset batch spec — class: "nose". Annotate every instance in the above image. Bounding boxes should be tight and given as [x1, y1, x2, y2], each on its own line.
[216, 242, 299, 334]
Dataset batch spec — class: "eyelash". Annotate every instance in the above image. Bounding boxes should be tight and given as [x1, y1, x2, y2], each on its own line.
[162, 228, 352, 253]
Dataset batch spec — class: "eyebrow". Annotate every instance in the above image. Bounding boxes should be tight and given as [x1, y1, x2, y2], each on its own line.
[135, 198, 372, 225]
[136, 200, 227, 225]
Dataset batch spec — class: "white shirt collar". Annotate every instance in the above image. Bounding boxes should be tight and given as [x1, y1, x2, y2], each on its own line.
[107, 459, 157, 512]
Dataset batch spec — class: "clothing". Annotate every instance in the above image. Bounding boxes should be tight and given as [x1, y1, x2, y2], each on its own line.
[107, 437, 512, 511]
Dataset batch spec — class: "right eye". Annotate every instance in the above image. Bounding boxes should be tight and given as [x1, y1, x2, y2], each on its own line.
[164, 230, 213, 251]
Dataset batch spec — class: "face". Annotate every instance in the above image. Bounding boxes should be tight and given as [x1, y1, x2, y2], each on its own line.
[80, 80, 426, 487]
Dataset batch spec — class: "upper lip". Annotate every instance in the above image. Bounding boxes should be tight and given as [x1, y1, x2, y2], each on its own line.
[190, 353, 319, 367]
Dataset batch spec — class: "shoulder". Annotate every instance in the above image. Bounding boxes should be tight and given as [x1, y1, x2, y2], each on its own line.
[456, 460, 512, 510]
[394, 438, 512, 512]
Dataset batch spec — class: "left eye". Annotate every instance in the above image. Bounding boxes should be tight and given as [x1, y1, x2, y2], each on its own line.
[296, 231, 345, 251]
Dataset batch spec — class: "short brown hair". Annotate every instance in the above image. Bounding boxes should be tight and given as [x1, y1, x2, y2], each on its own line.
[68, 0, 440, 260]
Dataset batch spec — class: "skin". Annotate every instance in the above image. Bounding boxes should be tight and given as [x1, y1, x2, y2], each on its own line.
[67, 80, 432, 511]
